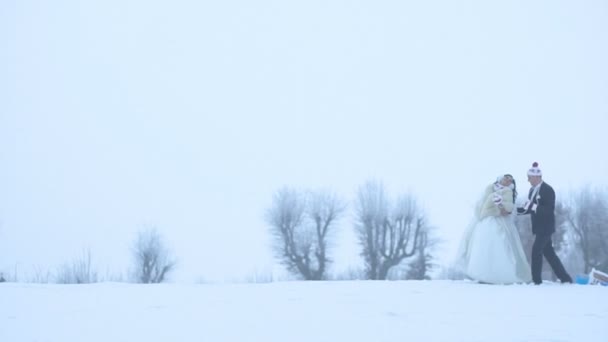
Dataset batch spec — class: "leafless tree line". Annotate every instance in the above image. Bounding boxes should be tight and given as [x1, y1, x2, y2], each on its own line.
[1, 227, 177, 284]
[567, 186, 608, 273]
[4, 184, 603, 284]
[267, 181, 439, 281]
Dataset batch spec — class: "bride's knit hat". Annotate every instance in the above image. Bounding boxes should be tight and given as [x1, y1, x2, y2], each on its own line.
[527, 162, 542, 176]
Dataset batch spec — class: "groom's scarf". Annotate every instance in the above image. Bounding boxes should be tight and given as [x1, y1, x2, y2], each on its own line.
[525, 184, 542, 212]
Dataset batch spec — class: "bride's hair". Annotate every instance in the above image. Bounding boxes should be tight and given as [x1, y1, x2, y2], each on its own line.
[504, 173, 517, 203]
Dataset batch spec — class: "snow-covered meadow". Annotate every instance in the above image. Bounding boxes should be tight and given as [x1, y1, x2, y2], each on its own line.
[1, 280, 606, 342]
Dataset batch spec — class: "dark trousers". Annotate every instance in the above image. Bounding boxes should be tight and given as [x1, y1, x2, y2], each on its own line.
[531, 233, 572, 284]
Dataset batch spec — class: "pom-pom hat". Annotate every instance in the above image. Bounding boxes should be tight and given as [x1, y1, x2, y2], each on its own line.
[527, 162, 542, 176]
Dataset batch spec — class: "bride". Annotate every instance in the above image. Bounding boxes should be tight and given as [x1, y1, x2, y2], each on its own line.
[453, 174, 532, 284]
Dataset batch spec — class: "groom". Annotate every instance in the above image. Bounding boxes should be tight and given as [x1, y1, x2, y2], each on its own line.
[517, 162, 573, 285]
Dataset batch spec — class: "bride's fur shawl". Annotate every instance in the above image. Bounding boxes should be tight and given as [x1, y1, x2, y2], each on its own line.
[478, 183, 514, 219]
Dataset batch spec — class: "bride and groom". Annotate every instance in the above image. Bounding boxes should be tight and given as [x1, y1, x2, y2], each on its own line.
[453, 162, 573, 285]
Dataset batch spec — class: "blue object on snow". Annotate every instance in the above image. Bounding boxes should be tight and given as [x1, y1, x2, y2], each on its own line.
[575, 275, 590, 285]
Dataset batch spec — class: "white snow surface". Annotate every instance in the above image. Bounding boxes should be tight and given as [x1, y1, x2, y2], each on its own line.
[1, 280, 606, 342]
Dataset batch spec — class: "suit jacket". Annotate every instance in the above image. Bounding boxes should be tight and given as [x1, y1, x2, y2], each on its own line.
[518, 182, 556, 235]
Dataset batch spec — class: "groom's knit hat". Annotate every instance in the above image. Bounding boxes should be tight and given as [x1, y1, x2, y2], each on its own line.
[527, 162, 542, 176]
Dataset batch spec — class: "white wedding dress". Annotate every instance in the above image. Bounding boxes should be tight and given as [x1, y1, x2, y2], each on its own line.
[453, 183, 532, 284]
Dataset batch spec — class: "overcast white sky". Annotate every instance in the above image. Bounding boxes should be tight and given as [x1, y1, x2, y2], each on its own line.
[1, 0, 607, 282]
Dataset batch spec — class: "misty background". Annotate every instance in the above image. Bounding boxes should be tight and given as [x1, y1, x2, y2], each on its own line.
[1, 0, 607, 282]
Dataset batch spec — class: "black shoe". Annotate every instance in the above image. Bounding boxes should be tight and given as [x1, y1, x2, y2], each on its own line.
[561, 277, 573, 284]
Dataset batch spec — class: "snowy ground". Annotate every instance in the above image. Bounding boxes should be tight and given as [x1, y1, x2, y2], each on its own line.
[1, 280, 606, 342]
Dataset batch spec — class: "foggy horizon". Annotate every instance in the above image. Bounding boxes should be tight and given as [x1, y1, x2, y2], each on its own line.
[1, 0, 607, 283]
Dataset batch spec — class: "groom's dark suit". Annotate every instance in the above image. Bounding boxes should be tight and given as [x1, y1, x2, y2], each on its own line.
[517, 182, 572, 284]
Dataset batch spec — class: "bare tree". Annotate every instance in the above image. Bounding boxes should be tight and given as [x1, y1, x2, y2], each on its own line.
[131, 227, 177, 283]
[267, 187, 346, 280]
[405, 225, 441, 280]
[566, 186, 608, 273]
[354, 181, 425, 280]
[55, 249, 99, 284]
